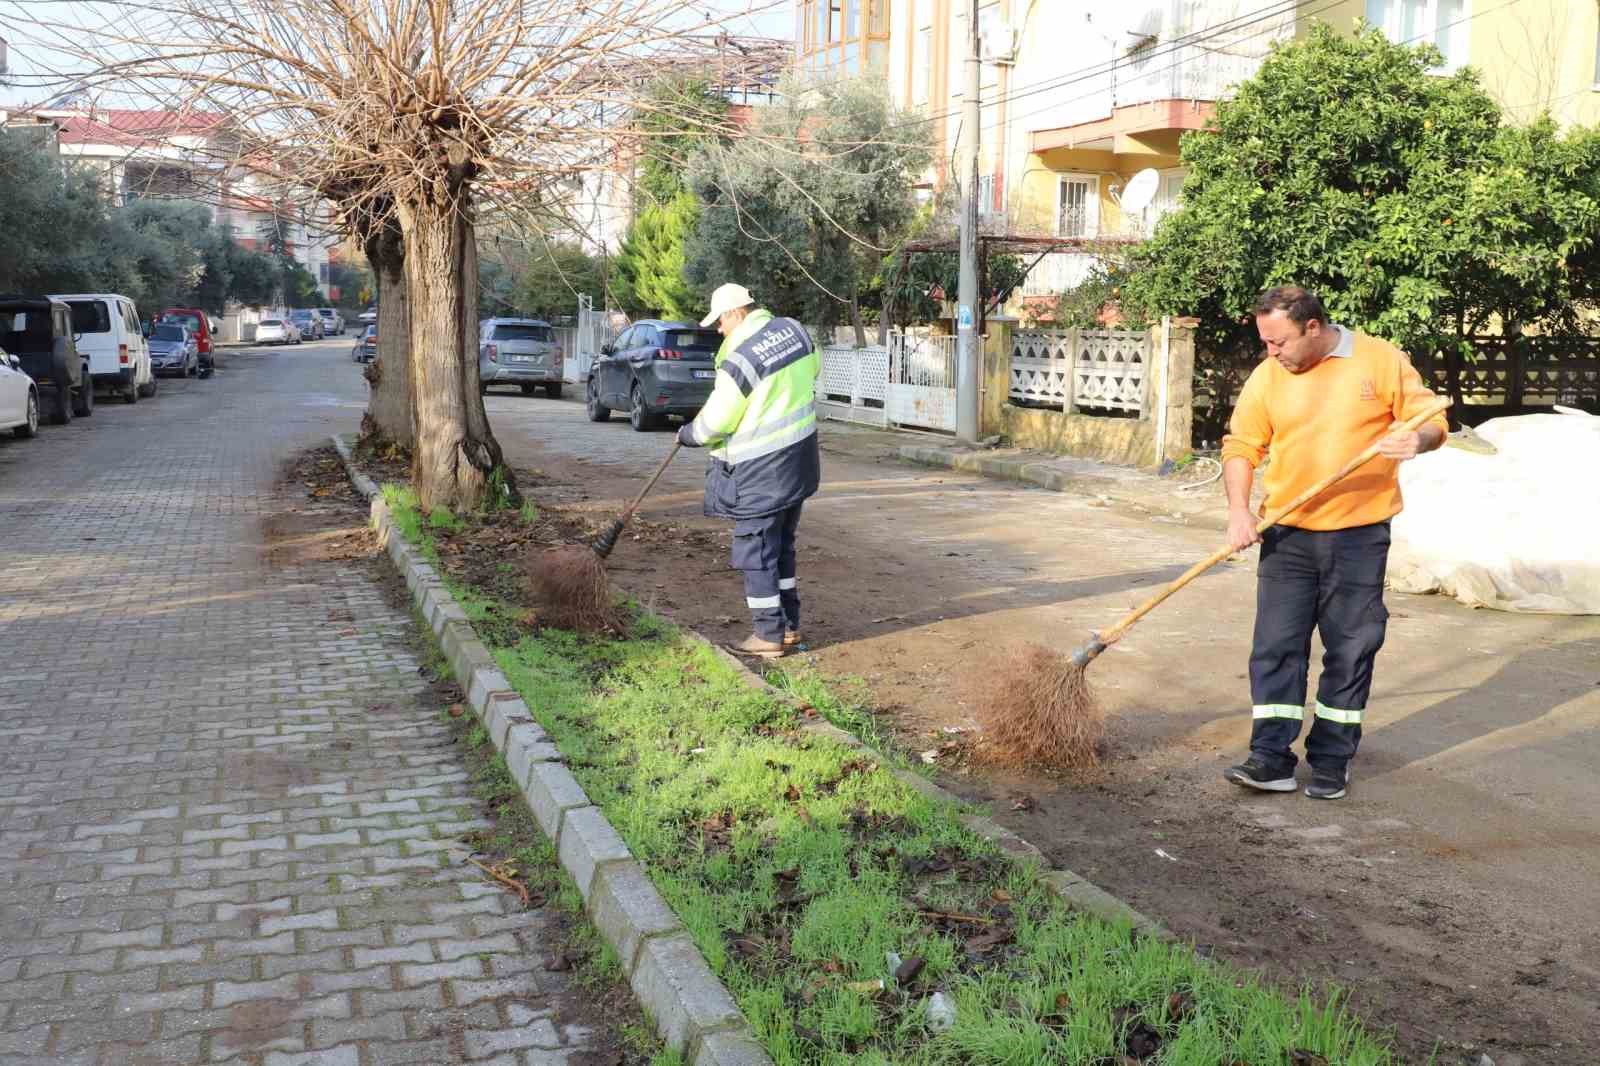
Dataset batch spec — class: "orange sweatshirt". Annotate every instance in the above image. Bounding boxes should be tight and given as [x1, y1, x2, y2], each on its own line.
[1220, 328, 1448, 531]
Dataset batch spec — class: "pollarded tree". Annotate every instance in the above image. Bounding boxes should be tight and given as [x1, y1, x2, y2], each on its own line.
[43, 0, 768, 510]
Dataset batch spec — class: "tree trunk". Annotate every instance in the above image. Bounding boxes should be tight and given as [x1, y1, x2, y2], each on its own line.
[360, 218, 413, 451]
[400, 196, 519, 512]
[850, 294, 867, 349]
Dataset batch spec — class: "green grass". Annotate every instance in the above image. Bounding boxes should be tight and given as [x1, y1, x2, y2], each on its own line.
[383, 487, 1404, 1066]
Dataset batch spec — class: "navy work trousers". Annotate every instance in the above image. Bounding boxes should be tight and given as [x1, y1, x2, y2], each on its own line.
[1249, 522, 1391, 775]
[730, 503, 803, 642]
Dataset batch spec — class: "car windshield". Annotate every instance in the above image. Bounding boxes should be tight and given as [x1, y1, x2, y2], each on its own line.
[153, 325, 185, 342]
[663, 329, 721, 351]
[261, 319, 284, 327]
[290, 311, 313, 321]
[491, 323, 552, 342]
[66, 300, 112, 334]
[164, 313, 202, 332]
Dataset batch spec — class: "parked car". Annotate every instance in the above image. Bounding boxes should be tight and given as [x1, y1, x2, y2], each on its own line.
[288, 309, 324, 340]
[0, 347, 41, 439]
[0, 296, 94, 422]
[256, 318, 298, 345]
[352, 325, 378, 363]
[52, 292, 155, 403]
[159, 307, 216, 374]
[317, 307, 344, 336]
[479, 318, 564, 397]
[358, 306, 378, 325]
[147, 323, 199, 377]
[586, 319, 721, 431]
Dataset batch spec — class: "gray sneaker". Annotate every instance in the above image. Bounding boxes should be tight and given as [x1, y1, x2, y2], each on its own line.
[1304, 767, 1349, 800]
[1223, 756, 1296, 792]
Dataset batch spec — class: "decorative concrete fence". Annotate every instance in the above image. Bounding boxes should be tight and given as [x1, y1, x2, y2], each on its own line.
[982, 318, 1195, 467]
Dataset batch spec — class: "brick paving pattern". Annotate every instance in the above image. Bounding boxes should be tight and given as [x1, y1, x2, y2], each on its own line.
[0, 347, 597, 1065]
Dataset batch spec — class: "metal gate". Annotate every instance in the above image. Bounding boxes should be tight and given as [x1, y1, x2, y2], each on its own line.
[563, 294, 620, 385]
[887, 331, 958, 433]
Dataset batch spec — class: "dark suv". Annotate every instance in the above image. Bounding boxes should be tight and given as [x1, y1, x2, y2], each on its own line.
[0, 296, 93, 424]
[586, 319, 722, 431]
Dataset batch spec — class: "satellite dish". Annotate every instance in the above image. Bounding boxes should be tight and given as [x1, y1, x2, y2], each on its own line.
[1120, 168, 1160, 214]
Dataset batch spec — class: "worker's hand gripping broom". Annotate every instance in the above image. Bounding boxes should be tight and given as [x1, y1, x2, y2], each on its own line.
[977, 397, 1452, 770]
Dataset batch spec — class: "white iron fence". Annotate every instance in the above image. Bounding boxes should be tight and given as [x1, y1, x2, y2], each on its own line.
[887, 331, 957, 432]
[1011, 328, 1150, 416]
[816, 330, 957, 434]
[562, 294, 626, 384]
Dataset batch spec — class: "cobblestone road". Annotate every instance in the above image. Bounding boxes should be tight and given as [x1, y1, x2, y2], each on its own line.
[0, 345, 597, 1065]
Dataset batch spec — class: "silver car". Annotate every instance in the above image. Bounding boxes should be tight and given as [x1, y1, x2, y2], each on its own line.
[478, 318, 563, 397]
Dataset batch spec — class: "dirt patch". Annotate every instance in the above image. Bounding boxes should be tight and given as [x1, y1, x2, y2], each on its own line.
[458, 436, 1598, 1066]
[262, 446, 376, 567]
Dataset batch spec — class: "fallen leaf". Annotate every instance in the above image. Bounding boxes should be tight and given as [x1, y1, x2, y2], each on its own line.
[783, 784, 801, 803]
[1288, 1053, 1330, 1066]
[846, 979, 885, 995]
[990, 888, 1013, 903]
[447, 703, 466, 718]
[893, 956, 926, 985]
[1055, 992, 1071, 1011]
[1009, 796, 1036, 812]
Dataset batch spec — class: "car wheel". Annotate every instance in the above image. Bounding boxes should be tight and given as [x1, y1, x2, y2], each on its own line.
[138, 374, 157, 398]
[72, 376, 94, 417]
[15, 390, 39, 438]
[124, 375, 139, 404]
[52, 383, 74, 424]
[520, 383, 537, 396]
[629, 384, 658, 432]
[545, 382, 563, 399]
[586, 377, 610, 422]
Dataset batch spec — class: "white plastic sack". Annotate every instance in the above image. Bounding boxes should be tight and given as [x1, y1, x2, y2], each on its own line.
[1389, 409, 1600, 614]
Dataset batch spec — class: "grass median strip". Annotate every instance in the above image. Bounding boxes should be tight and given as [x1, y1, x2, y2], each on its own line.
[381, 485, 1407, 1066]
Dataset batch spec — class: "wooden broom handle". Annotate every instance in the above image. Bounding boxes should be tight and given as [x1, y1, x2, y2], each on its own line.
[621, 441, 682, 523]
[1097, 397, 1451, 646]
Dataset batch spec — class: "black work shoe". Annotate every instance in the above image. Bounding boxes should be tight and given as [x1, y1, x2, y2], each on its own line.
[1304, 767, 1349, 800]
[1223, 756, 1296, 792]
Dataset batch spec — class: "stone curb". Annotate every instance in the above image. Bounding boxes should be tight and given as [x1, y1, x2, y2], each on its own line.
[330, 435, 772, 1066]
[899, 443, 1228, 535]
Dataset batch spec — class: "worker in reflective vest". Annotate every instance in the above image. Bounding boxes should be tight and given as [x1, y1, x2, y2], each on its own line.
[677, 283, 822, 659]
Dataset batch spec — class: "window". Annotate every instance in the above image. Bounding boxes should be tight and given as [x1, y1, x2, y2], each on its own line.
[1057, 175, 1099, 238]
[492, 323, 555, 342]
[664, 329, 721, 351]
[1365, 0, 1469, 70]
[978, 173, 1004, 215]
[913, 28, 932, 104]
[66, 300, 112, 335]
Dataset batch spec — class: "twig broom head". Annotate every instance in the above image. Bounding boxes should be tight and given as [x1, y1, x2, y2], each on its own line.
[974, 643, 1104, 771]
[525, 545, 618, 632]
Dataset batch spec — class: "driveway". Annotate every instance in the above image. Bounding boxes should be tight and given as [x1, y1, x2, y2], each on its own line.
[484, 389, 1600, 1064]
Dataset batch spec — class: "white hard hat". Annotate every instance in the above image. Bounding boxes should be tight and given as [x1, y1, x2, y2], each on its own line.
[700, 283, 754, 328]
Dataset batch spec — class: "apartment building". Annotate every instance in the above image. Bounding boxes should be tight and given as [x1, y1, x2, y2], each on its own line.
[795, 0, 1600, 302]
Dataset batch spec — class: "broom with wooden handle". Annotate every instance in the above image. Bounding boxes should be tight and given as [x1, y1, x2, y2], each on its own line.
[978, 396, 1452, 769]
[527, 441, 682, 631]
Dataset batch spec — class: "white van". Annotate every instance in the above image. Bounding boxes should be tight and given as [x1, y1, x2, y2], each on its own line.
[50, 293, 156, 403]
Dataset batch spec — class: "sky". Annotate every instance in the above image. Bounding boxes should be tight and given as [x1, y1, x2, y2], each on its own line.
[0, 1, 794, 109]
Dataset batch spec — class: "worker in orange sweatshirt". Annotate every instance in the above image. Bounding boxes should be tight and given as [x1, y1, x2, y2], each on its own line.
[1220, 286, 1448, 800]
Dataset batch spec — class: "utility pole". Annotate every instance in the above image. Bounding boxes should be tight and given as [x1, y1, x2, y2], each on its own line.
[955, 0, 981, 443]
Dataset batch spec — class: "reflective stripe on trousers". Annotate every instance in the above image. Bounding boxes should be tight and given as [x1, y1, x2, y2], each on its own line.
[730, 503, 803, 641]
